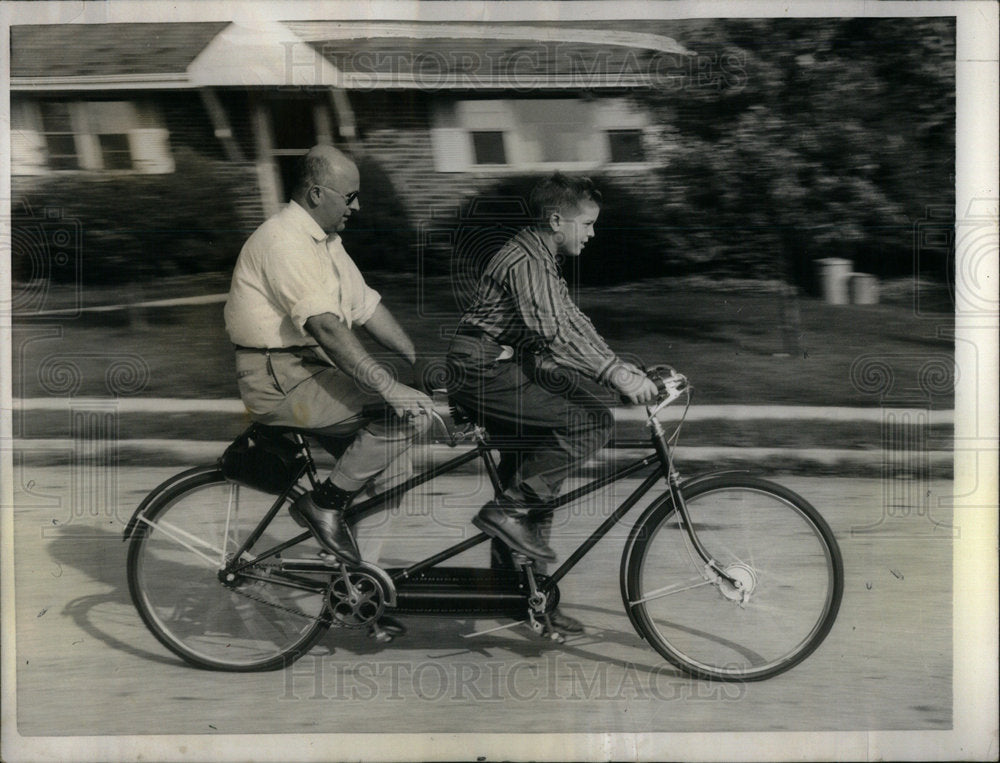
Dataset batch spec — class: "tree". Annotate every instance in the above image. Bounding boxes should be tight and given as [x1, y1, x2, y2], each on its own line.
[641, 17, 955, 289]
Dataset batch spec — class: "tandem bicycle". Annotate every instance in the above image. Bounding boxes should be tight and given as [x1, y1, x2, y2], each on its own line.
[123, 366, 843, 681]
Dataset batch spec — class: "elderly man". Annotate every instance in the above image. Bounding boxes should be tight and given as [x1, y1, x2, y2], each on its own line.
[225, 145, 432, 565]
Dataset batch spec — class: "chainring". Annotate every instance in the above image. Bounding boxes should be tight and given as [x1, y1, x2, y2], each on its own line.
[326, 569, 388, 628]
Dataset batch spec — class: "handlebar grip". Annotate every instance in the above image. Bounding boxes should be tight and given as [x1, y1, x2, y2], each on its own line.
[648, 371, 669, 399]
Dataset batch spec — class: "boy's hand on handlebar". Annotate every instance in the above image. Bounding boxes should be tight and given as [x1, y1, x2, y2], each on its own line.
[384, 383, 435, 420]
[610, 363, 660, 405]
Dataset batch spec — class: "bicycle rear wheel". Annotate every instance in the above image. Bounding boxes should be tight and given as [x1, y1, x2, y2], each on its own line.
[622, 475, 843, 681]
[127, 468, 330, 671]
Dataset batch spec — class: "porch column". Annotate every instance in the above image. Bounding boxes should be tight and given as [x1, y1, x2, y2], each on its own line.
[250, 96, 281, 218]
[328, 89, 362, 156]
[199, 87, 245, 162]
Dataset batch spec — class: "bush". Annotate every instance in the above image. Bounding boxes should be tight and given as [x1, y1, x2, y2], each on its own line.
[338, 155, 417, 272]
[427, 173, 702, 291]
[11, 147, 250, 284]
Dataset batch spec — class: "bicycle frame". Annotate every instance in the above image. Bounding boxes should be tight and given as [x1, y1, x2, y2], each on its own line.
[221, 408, 735, 598]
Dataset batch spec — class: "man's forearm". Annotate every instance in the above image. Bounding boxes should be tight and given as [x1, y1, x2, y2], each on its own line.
[359, 303, 416, 364]
[305, 313, 398, 397]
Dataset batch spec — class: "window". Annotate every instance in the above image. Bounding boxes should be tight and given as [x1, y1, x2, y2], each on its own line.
[430, 98, 649, 172]
[13, 99, 173, 174]
[98, 134, 133, 170]
[39, 102, 80, 170]
[607, 129, 646, 164]
[471, 131, 507, 164]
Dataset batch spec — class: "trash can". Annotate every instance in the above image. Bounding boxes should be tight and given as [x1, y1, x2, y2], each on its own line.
[849, 273, 879, 305]
[816, 258, 852, 305]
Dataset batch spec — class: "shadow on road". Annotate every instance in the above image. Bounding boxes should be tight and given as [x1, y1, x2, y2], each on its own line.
[46, 525, 189, 668]
[315, 603, 687, 680]
[45, 525, 686, 679]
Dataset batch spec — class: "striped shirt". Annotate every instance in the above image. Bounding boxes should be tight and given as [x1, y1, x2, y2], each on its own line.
[456, 227, 619, 382]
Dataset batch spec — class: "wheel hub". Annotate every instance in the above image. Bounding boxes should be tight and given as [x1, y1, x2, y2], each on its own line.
[717, 562, 757, 603]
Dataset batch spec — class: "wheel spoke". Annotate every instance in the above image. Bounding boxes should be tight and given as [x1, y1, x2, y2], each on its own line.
[629, 575, 715, 606]
[138, 515, 224, 570]
[128, 470, 329, 671]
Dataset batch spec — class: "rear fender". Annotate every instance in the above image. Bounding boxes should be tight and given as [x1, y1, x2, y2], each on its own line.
[121, 465, 220, 541]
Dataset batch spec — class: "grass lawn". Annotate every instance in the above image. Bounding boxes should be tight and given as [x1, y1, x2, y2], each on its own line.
[12, 273, 955, 408]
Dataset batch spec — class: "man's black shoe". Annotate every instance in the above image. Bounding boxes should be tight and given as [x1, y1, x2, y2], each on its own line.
[473, 501, 556, 563]
[548, 609, 584, 634]
[289, 492, 361, 565]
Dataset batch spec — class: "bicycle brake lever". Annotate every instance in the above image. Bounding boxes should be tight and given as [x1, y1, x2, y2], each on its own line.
[427, 408, 457, 447]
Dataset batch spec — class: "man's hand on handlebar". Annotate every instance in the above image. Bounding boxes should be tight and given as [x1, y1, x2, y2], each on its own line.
[383, 383, 435, 420]
[610, 362, 660, 406]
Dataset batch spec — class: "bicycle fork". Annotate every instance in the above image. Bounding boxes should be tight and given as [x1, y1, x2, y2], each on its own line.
[648, 415, 748, 599]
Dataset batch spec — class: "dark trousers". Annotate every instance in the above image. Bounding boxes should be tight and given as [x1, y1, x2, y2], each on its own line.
[447, 334, 614, 572]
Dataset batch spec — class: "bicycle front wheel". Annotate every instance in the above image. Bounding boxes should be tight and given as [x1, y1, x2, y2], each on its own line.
[622, 475, 843, 681]
[127, 468, 330, 671]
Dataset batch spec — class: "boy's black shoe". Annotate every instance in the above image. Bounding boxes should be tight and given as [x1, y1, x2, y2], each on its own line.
[548, 609, 584, 634]
[473, 497, 556, 563]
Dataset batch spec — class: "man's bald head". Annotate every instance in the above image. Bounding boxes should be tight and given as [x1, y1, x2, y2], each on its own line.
[292, 145, 358, 200]
[291, 144, 362, 234]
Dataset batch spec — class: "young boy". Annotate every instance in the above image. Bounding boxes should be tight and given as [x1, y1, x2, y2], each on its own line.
[447, 173, 658, 630]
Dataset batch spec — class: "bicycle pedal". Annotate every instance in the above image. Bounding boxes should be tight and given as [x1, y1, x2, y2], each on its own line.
[368, 625, 393, 643]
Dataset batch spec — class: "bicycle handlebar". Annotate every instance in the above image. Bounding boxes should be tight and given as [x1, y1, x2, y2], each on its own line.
[646, 365, 688, 398]
[643, 365, 690, 418]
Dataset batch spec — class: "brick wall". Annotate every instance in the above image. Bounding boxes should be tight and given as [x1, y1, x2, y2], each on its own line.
[215, 162, 266, 231]
[350, 90, 668, 229]
[161, 92, 225, 161]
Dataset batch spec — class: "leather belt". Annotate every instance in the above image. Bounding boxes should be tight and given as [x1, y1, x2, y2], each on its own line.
[451, 327, 515, 361]
[233, 345, 317, 353]
[452, 326, 506, 345]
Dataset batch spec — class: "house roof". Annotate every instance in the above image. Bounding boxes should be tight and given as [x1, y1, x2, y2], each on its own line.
[286, 21, 693, 89]
[9, 20, 691, 91]
[10, 22, 230, 80]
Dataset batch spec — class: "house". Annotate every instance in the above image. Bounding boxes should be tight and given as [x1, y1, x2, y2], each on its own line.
[9, 19, 693, 228]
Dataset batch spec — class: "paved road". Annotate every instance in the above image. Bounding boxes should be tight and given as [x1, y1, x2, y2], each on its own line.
[10, 467, 953, 738]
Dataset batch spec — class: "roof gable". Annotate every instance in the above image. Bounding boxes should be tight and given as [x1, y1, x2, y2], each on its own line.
[188, 20, 342, 87]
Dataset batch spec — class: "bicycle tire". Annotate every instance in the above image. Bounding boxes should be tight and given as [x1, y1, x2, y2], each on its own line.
[621, 475, 843, 681]
[127, 468, 331, 671]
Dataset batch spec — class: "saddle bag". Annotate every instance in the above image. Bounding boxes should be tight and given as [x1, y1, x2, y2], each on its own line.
[219, 424, 307, 494]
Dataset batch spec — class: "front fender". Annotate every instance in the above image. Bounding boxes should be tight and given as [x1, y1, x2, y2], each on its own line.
[618, 467, 754, 639]
[678, 467, 755, 491]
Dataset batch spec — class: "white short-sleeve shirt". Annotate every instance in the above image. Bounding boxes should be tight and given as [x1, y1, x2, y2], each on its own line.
[224, 201, 381, 348]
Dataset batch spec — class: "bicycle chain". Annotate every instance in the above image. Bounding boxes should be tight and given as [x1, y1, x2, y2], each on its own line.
[223, 559, 365, 628]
